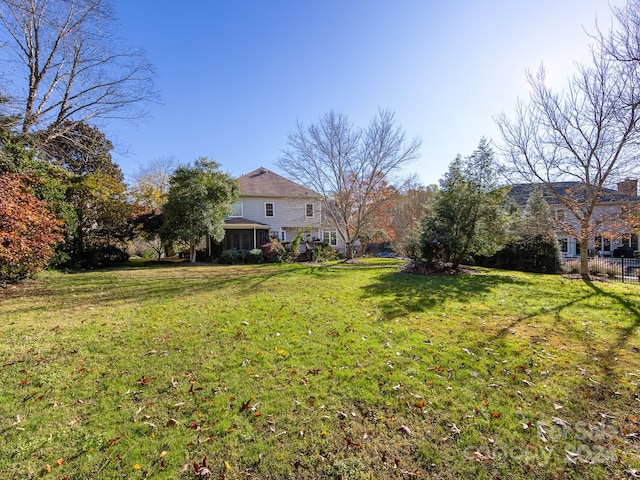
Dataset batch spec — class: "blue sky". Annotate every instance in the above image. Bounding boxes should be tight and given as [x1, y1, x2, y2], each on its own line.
[110, 0, 620, 186]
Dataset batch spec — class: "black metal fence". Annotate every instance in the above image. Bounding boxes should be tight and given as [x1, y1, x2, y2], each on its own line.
[561, 255, 640, 284]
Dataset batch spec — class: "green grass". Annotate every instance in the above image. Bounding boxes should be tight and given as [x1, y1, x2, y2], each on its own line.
[0, 261, 639, 479]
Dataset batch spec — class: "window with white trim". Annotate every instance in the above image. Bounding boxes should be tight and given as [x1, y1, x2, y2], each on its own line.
[230, 202, 243, 217]
[323, 231, 337, 246]
[265, 202, 274, 217]
[595, 235, 611, 253]
[305, 203, 314, 217]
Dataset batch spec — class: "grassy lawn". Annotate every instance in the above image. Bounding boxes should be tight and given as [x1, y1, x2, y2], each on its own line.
[0, 260, 639, 479]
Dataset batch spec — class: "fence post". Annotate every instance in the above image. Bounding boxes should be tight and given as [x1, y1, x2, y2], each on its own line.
[621, 256, 625, 284]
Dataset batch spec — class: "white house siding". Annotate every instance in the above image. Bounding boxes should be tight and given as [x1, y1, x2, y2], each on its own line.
[237, 196, 323, 247]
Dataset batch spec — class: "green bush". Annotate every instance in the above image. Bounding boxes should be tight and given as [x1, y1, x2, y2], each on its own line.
[248, 249, 263, 263]
[315, 242, 337, 262]
[218, 249, 263, 265]
[476, 234, 561, 274]
[218, 249, 242, 264]
[140, 249, 156, 259]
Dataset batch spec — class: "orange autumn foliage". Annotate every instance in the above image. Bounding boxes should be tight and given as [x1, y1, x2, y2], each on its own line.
[0, 173, 63, 282]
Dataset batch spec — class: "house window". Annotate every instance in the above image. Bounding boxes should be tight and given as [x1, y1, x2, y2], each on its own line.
[555, 210, 565, 222]
[280, 231, 286, 241]
[305, 203, 314, 217]
[558, 238, 568, 253]
[265, 202, 274, 217]
[323, 231, 337, 246]
[595, 235, 611, 254]
[230, 202, 243, 217]
[622, 233, 638, 250]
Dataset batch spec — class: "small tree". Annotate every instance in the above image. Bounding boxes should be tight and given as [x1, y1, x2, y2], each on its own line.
[0, 174, 63, 283]
[278, 110, 421, 260]
[417, 139, 510, 269]
[129, 209, 164, 260]
[162, 158, 238, 263]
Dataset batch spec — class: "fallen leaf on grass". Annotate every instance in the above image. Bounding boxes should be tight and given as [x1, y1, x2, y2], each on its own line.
[398, 425, 412, 436]
[136, 376, 156, 385]
[166, 418, 178, 427]
[552, 417, 571, 428]
[186, 421, 200, 430]
[565, 450, 580, 464]
[193, 456, 212, 478]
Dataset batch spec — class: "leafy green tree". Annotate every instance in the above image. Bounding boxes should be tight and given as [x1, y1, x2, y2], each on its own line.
[42, 122, 124, 180]
[45, 123, 132, 268]
[162, 158, 238, 263]
[417, 139, 510, 268]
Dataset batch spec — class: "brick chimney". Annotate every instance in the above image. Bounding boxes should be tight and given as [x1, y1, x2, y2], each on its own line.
[617, 178, 638, 197]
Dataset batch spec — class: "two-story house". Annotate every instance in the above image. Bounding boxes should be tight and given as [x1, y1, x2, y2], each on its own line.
[508, 179, 639, 258]
[217, 167, 326, 252]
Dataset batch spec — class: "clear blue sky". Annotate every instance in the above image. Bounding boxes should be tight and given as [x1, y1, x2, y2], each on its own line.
[109, 0, 620, 187]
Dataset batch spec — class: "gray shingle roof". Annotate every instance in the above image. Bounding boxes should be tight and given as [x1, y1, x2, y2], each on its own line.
[237, 168, 320, 198]
[508, 182, 638, 206]
[224, 217, 270, 227]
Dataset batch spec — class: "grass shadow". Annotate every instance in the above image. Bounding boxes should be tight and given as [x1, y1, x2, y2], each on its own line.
[360, 269, 530, 320]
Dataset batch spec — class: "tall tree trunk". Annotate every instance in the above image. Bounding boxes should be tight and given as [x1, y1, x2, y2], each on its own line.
[580, 235, 590, 278]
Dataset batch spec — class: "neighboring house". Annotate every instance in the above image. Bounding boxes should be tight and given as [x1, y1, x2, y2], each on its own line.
[508, 179, 639, 258]
[209, 167, 334, 253]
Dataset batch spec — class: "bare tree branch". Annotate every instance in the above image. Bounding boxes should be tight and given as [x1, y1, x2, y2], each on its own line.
[496, 1, 640, 275]
[0, 0, 156, 145]
[278, 110, 420, 260]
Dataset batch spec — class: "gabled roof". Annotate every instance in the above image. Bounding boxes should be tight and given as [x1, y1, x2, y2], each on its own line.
[237, 167, 320, 198]
[508, 182, 639, 206]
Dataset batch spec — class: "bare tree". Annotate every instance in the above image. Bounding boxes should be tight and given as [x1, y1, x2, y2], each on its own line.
[496, 1, 640, 276]
[0, 0, 155, 145]
[278, 110, 421, 260]
[389, 178, 436, 257]
[129, 157, 176, 211]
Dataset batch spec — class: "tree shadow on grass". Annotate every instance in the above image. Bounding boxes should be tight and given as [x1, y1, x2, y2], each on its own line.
[0, 263, 303, 317]
[583, 279, 640, 366]
[359, 270, 530, 320]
